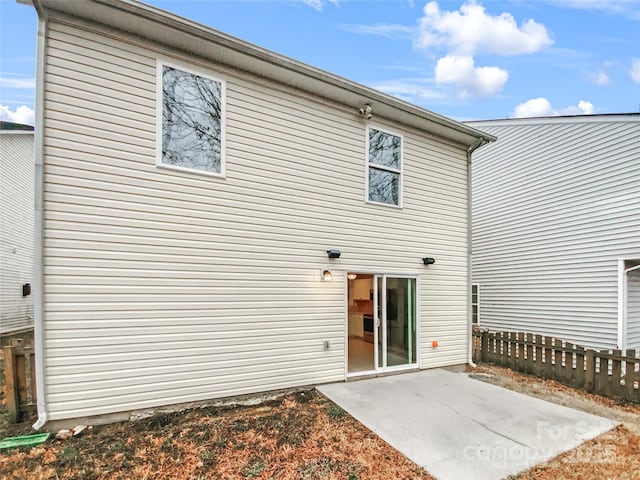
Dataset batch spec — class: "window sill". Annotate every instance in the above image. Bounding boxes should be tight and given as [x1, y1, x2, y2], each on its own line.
[156, 163, 226, 179]
[365, 200, 403, 210]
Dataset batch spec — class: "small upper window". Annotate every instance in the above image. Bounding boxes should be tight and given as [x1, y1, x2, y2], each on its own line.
[367, 127, 402, 206]
[472, 284, 480, 324]
[158, 63, 225, 176]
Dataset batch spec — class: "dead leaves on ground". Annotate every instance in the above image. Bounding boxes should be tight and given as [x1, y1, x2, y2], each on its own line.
[0, 391, 432, 480]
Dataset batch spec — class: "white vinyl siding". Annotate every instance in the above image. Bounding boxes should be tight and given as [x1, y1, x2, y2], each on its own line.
[1, 133, 34, 333]
[471, 116, 640, 349]
[41, 18, 470, 420]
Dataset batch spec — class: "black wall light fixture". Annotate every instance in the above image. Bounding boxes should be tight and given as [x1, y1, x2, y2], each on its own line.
[422, 257, 436, 265]
[327, 249, 341, 259]
[22, 283, 31, 296]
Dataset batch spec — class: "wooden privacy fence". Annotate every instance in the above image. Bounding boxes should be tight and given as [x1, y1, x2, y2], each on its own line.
[2, 344, 37, 423]
[473, 330, 640, 403]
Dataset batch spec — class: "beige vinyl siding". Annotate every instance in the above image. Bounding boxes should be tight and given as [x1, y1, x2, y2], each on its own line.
[42, 18, 469, 420]
[471, 117, 640, 349]
[1, 133, 35, 333]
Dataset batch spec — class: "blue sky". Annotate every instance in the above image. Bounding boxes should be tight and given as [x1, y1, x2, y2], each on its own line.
[1, 0, 639, 125]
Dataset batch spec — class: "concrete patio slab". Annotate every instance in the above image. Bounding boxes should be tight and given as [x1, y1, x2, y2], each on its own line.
[317, 369, 617, 480]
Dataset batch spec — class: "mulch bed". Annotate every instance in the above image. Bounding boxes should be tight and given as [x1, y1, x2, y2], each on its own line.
[0, 390, 432, 480]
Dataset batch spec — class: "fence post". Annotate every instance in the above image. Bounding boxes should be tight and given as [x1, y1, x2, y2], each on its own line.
[585, 349, 595, 393]
[3, 346, 18, 423]
[544, 337, 553, 378]
[625, 349, 636, 402]
[480, 330, 488, 363]
[611, 349, 622, 398]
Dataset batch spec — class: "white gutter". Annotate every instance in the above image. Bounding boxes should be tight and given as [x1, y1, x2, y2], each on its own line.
[466, 138, 489, 367]
[31, 0, 48, 431]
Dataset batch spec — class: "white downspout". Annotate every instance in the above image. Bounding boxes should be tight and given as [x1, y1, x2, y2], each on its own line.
[32, 0, 48, 430]
[466, 138, 487, 368]
[618, 260, 626, 350]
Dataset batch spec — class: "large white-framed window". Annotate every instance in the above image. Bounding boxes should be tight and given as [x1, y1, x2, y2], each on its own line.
[365, 125, 403, 207]
[472, 283, 480, 324]
[156, 60, 226, 177]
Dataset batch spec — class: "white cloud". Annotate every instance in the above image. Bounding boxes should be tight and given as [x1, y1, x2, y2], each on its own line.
[631, 58, 640, 84]
[340, 23, 414, 39]
[301, 0, 338, 11]
[0, 105, 35, 126]
[513, 97, 555, 117]
[434, 54, 508, 97]
[588, 70, 610, 85]
[413, 2, 551, 98]
[370, 78, 446, 102]
[512, 98, 594, 118]
[416, 1, 553, 56]
[548, 1, 640, 19]
[0, 77, 35, 89]
[302, 0, 322, 11]
[561, 100, 595, 115]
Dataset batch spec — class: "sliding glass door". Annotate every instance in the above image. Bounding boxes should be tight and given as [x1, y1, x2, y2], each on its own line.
[373, 275, 417, 370]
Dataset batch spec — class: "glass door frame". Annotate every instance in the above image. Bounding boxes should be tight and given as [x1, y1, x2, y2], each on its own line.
[346, 272, 420, 378]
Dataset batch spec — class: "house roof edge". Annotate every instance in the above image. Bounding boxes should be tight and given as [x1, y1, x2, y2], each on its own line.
[35, 0, 495, 148]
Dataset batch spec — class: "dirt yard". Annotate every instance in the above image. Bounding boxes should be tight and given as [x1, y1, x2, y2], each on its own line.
[0, 390, 432, 480]
[1, 364, 639, 479]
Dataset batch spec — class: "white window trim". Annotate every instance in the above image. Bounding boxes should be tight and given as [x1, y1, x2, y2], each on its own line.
[155, 59, 227, 179]
[618, 256, 640, 350]
[365, 124, 403, 209]
[472, 283, 480, 325]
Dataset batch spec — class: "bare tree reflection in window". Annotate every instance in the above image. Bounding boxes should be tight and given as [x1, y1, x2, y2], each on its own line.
[368, 128, 401, 205]
[162, 66, 222, 173]
[369, 128, 401, 169]
[369, 167, 399, 205]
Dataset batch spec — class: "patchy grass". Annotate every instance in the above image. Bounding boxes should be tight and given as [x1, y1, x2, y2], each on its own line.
[0, 390, 433, 480]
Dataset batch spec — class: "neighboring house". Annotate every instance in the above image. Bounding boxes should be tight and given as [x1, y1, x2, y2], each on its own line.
[27, 0, 493, 427]
[0, 121, 35, 334]
[469, 114, 640, 350]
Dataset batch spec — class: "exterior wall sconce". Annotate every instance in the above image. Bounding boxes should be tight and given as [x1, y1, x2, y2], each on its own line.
[422, 257, 436, 265]
[327, 249, 341, 259]
[321, 268, 333, 281]
[347, 273, 357, 280]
